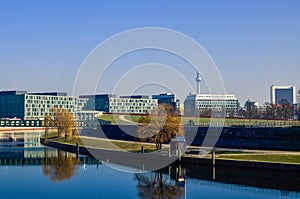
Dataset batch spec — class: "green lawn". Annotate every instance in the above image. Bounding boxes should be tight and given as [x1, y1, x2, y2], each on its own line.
[43, 133, 300, 164]
[219, 154, 300, 164]
[99, 114, 300, 127]
[46, 135, 159, 153]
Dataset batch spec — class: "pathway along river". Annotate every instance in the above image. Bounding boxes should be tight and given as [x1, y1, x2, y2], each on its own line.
[0, 131, 300, 199]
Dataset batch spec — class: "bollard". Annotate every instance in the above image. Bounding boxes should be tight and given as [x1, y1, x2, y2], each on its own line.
[141, 146, 144, 154]
[212, 166, 216, 181]
[212, 151, 215, 166]
[76, 142, 79, 159]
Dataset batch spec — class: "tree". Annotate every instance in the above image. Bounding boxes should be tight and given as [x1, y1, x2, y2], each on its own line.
[42, 148, 80, 182]
[264, 102, 271, 121]
[297, 104, 300, 121]
[245, 101, 258, 122]
[44, 113, 52, 139]
[278, 98, 293, 120]
[228, 109, 236, 126]
[135, 171, 184, 199]
[200, 109, 212, 117]
[48, 108, 75, 141]
[138, 104, 184, 150]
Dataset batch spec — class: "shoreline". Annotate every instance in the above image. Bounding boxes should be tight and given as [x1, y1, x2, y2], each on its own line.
[0, 127, 46, 132]
[40, 136, 300, 171]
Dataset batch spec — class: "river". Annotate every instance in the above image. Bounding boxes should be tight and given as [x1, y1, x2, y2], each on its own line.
[0, 131, 300, 199]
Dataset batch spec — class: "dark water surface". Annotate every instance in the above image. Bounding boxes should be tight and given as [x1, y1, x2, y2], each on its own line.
[0, 131, 300, 199]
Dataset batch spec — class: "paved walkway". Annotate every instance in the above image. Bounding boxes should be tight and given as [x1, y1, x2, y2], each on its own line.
[118, 115, 138, 124]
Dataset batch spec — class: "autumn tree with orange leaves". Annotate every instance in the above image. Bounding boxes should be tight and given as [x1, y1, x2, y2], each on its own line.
[138, 104, 184, 150]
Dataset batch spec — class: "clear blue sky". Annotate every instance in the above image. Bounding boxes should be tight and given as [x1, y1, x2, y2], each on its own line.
[0, 0, 299, 104]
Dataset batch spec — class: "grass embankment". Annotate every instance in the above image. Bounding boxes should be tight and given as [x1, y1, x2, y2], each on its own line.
[99, 114, 300, 127]
[218, 154, 300, 164]
[44, 132, 300, 164]
[185, 148, 300, 164]
[43, 133, 158, 153]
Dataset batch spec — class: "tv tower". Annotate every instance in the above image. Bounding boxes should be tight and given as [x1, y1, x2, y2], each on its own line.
[195, 52, 201, 95]
[196, 72, 201, 95]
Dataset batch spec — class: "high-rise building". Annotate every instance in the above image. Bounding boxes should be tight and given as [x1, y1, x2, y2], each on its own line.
[270, 85, 296, 105]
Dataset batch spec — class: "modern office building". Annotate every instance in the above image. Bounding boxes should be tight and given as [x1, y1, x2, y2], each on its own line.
[184, 94, 239, 116]
[152, 93, 179, 110]
[270, 85, 296, 105]
[80, 94, 158, 114]
[0, 90, 89, 120]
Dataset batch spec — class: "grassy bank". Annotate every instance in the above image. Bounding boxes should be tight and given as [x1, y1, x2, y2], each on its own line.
[99, 114, 300, 127]
[43, 132, 300, 164]
[217, 154, 300, 164]
[44, 134, 159, 153]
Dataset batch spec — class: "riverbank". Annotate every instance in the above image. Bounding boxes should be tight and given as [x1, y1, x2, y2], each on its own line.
[40, 135, 300, 171]
[0, 127, 46, 132]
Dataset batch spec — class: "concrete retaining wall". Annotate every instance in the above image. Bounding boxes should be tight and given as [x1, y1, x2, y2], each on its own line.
[80, 125, 300, 151]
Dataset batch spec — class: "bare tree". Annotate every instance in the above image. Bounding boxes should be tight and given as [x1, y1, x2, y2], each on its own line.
[138, 104, 184, 150]
[135, 171, 184, 199]
[48, 108, 75, 141]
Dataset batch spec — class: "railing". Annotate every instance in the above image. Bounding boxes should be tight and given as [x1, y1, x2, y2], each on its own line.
[0, 156, 98, 166]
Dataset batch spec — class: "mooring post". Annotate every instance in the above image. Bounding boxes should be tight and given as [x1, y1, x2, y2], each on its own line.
[212, 166, 216, 181]
[141, 146, 144, 154]
[212, 151, 215, 166]
[76, 142, 79, 159]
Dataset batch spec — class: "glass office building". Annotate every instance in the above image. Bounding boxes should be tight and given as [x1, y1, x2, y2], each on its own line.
[80, 94, 158, 114]
[270, 85, 296, 105]
[184, 94, 239, 116]
[0, 91, 88, 120]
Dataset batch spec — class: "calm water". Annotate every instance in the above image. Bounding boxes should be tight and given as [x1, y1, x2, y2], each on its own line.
[1, 131, 300, 199]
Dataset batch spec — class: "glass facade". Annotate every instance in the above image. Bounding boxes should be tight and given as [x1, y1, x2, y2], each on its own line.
[24, 94, 88, 120]
[0, 91, 89, 120]
[109, 97, 157, 114]
[184, 94, 238, 116]
[271, 85, 296, 105]
[80, 94, 158, 114]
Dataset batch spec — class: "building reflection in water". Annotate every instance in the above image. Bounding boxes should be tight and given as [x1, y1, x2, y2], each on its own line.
[1, 131, 300, 197]
[0, 131, 57, 160]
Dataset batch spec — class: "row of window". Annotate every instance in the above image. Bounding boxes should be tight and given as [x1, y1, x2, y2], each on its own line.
[196, 101, 237, 105]
[110, 105, 154, 110]
[110, 99, 157, 103]
[110, 109, 147, 113]
[25, 103, 75, 109]
[109, 102, 157, 107]
[198, 104, 237, 108]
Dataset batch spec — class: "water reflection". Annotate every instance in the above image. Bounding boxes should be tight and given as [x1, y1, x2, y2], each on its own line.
[42, 149, 80, 182]
[135, 171, 184, 199]
[0, 131, 57, 161]
[1, 132, 300, 198]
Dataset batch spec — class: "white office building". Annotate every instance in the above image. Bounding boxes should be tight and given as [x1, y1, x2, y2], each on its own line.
[0, 91, 89, 121]
[184, 94, 239, 116]
[270, 85, 296, 105]
[80, 94, 158, 114]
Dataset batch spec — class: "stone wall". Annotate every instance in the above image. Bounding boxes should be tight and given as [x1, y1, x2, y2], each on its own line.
[79, 125, 300, 151]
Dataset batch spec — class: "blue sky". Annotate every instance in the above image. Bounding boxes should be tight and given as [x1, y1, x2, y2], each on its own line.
[0, 0, 299, 104]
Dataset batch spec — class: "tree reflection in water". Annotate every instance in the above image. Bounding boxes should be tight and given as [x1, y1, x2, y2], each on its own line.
[135, 171, 184, 199]
[42, 148, 80, 182]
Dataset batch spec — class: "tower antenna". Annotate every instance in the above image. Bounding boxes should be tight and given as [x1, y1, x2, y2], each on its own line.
[195, 50, 202, 95]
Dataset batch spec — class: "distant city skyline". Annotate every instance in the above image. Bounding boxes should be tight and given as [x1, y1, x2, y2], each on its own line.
[0, 0, 299, 104]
